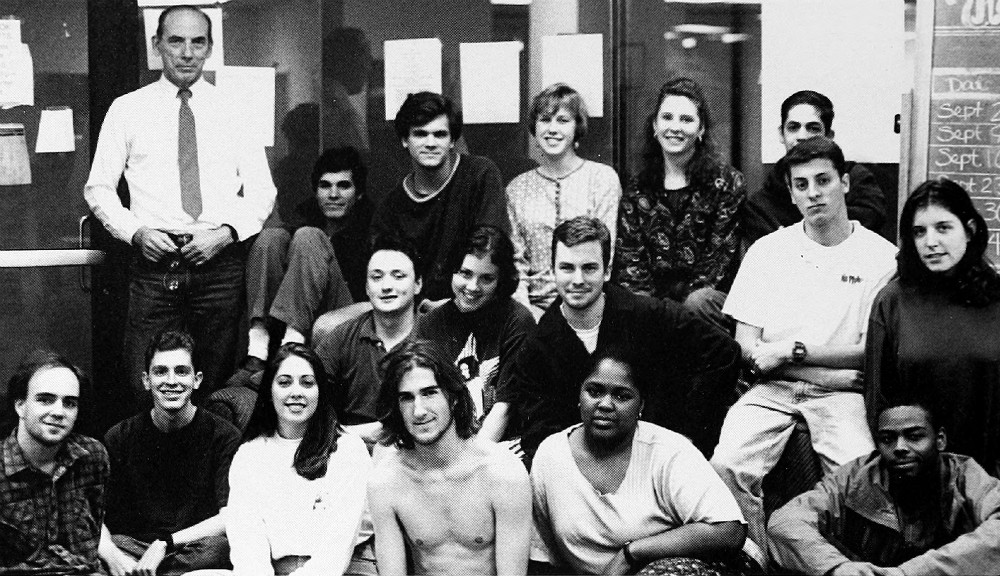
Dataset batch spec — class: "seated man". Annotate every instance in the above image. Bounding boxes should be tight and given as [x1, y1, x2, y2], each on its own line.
[313, 234, 422, 449]
[511, 216, 739, 464]
[99, 330, 240, 576]
[743, 90, 887, 246]
[0, 350, 109, 575]
[769, 397, 1000, 576]
[371, 91, 509, 301]
[241, 146, 373, 372]
[414, 225, 535, 443]
[710, 136, 897, 567]
[368, 340, 531, 575]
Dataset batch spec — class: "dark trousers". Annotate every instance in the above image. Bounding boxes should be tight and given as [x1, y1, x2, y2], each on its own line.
[123, 241, 245, 413]
[110, 533, 231, 576]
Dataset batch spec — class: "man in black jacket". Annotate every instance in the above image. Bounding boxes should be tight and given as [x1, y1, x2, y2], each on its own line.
[511, 216, 740, 464]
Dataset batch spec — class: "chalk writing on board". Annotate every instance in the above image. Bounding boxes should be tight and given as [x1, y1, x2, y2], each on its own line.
[929, 68, 1000, 258]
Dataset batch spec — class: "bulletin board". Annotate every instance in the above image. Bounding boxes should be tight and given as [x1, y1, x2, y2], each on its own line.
[912, 0, 1000, 260]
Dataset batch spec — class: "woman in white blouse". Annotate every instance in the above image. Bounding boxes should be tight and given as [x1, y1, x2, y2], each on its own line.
[225, 343, 374, 576]
[506, 83, 622, 315]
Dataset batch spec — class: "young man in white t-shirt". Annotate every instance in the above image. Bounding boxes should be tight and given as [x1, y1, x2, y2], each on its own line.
[710, 136, 896, 567]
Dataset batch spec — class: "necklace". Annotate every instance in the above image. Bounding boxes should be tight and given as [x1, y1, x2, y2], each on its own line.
[536, 159, 586, 223]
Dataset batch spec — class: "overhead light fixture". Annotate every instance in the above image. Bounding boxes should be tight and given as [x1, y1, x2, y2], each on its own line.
[721, 33, 750, 43]
[681, 37, 697, 49]
[673, 23, 731, 35]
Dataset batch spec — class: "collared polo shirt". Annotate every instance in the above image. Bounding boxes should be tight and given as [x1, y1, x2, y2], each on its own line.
[0, 431, 109, 575]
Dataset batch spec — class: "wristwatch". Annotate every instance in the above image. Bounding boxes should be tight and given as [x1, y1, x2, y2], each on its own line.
[622, 540, 640, 571]
[157, 532, 175, 553]
[792, 341, 807, 363]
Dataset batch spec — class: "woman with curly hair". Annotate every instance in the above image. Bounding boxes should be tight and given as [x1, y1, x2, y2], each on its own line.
[614, 78, 745, 332]
[865, 178, 1000, 477]
[225, 343, 374, 575]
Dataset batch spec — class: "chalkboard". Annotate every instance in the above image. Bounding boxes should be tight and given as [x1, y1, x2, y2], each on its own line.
[927, 0, 1000, 260]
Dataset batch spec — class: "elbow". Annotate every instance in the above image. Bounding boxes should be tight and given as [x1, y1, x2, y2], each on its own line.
[713, 521, 746, 555]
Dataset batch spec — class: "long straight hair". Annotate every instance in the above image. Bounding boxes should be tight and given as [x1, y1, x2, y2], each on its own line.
[244, 343, 341, 480]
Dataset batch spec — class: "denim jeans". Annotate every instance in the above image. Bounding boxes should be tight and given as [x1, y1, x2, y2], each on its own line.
[123, 241, 245, 413]
[709, 379, 873, 567]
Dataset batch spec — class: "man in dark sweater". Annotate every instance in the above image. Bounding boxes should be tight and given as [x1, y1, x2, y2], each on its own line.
[99, 330, 240, 576]
[371, 91, 510, 300]
[510, 217, 739, 464]
[743, 90, 887, 246]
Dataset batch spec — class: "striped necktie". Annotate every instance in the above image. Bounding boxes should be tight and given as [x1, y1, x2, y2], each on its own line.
[178, 88, 202, 219]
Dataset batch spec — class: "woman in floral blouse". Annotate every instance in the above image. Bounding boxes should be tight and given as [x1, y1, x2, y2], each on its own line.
[507, 83, 622, 316]
[614, 78, 745, 331]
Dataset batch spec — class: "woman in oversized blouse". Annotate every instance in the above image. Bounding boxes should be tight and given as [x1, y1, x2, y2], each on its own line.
[865, 178, 1000, 477]
[614, 78, 744, 324]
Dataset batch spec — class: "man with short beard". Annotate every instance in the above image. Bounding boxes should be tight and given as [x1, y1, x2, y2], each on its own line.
[368, 340, 531, 576]
[769, 398, 1000, 576]
[98, 330, 240, 576]
[0, 350, 108, 575]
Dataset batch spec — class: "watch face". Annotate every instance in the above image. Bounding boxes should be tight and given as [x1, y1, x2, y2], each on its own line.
[793, 342, 807, 362]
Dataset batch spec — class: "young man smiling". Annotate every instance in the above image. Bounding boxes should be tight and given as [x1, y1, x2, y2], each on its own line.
[313, 235, 422, 448]
[743, 90, 887, 246]
[99, 330, 240, 576]
[769, 398, 1000, 576]
[511, 216, 739, 465]
[368, 340, 531, 575]
[371, 92, 509, 300]
[711, 136, 897, 567]
[0, 351, 108, 576]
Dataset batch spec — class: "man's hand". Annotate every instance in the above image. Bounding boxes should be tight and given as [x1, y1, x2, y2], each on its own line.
[101, 548, 137, 576]
[499, 438, 525, 460]
[132, 539, 169, 576]
[831, 562, 903, 576]
[749, 339, 793, 374]
[132, 227, 177, 263]
[180, 227, 233, 266]
[599, 548, 631, 576]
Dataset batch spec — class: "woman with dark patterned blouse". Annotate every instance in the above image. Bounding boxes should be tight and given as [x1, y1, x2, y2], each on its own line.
[614, 78, 745, 331]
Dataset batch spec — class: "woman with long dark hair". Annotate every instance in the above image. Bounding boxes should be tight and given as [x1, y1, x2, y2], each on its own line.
[865, 178, 1000, 476]
[226, 343, 374, 575]
[614, 78, 745, 331]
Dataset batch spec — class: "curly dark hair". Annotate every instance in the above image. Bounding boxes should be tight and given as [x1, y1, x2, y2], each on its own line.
[244, 343, 342, 480]
[898, 178, 1000, 307]
[637, 77, 723, 193]
[376, 340, 479, 449]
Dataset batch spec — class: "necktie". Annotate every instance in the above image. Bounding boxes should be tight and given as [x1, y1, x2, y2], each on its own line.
[178, 88, 202, 219]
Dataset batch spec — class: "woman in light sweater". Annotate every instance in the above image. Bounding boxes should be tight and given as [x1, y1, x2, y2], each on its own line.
[226, 343, 374, 576]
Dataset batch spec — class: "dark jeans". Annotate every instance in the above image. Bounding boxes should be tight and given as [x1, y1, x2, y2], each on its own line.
[123, 240, 245, 413]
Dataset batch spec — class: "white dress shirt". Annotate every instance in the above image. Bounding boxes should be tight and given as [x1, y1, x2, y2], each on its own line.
[85, 75, 276, 243]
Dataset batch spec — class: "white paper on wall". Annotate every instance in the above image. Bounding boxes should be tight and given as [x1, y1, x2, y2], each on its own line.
[460, 41, 522, 124]
[0, 19, 20, 48]
[143, 7, 224, 72]
[215, 66, 276, 147]
[0, 44, 33, 108]
[761, 0, 904, 163]
[540, 33, 604, 117]
[384, 38, 443, 120]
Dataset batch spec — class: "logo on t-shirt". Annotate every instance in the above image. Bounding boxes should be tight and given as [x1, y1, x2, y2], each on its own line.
[841, 274, 863, 284]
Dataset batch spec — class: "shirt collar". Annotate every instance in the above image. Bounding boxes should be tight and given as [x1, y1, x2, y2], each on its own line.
[2, 429, 86, 478]
[357, 311, 381, 344]
[156, 74, 212, 99]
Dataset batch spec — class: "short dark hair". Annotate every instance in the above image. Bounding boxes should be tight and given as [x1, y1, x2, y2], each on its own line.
[3, 349, 88, 435]
[244, 343, 341, 480]
[780, 90, 834, 134]
[370, 233, 424, 282]
[144, 330, 195, 372]
[877, 393, 941, 434]
[551, 216, 612, 268]
[393, 92, 463, 142]
[783, 136, 846, 182]
[456, 226, 518, 301]
[311, 146, 367, 199]
[155, 5, 213, 44]
[529, 83, 588, 141]
[583, 346, 648, 399]
[377, 340, 479, 449]
[898, 178, 1000, 306]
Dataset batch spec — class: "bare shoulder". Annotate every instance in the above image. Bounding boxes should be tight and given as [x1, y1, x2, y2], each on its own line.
[477, 440, 528, 485]
[369, 447, 406, 494]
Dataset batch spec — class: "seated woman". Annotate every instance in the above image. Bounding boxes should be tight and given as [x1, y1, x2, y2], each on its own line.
[506, 83, 622, 316]
[225, 343, 374, 576]
[614, 78, 745, 333]
[866, 178, 1000, 477]
[530, 349, 753, 576]
[415, 225, 535, 445]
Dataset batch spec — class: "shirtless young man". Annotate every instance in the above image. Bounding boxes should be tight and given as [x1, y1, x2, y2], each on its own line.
[368, 339, 531, 575]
